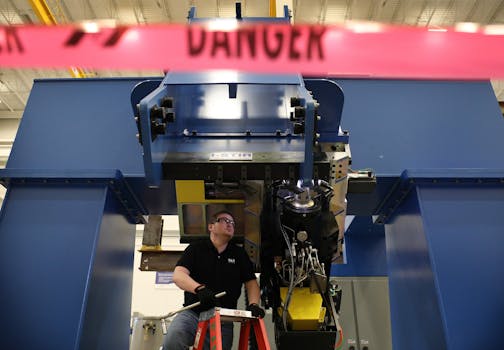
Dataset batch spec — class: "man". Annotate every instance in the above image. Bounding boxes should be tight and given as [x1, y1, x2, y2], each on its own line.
[163, 210, 265, 350]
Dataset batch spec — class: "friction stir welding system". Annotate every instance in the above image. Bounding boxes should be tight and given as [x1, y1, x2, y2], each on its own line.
[1, 10, 504, 350]
[134, 68, 353, 349]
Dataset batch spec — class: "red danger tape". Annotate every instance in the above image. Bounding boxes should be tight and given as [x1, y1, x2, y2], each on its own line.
[1, 22, 503, 79]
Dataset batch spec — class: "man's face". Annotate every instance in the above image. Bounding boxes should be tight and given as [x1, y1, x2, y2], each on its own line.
[209, 213, 235, 239]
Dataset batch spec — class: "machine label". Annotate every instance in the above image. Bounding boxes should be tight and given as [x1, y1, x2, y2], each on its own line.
[1, 23, 504, 79]
[210, 152, 253, 161]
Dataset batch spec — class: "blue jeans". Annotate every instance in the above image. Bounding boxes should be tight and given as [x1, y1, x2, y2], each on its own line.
[163, 310, 234, 350]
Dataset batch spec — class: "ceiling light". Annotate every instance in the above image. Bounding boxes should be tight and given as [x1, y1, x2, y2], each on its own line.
[455, 22, 479, 33]
[427, 26, 448, 32]
[207, 19, 239, 31]
[345, 21, 383, 34]
[79, 19, 117, 33]
[484, 25, 504, 35]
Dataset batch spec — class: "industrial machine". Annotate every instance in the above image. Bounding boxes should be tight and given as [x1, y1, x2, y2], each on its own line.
[133, 67, 352, 349]
[133, 6, 353, 348]
[1, 5, 504, 350]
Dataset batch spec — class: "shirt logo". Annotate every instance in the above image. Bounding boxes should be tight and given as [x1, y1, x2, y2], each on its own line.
[227, 258, 236, 264]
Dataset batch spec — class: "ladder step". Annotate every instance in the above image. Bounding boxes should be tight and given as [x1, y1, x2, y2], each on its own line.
[218, 308, 255, 322]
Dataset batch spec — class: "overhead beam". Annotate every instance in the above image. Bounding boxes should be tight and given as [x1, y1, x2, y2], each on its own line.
[28, 0, 87, 78]
[28, 0, 57, 24]
[270, 0, 276, 17]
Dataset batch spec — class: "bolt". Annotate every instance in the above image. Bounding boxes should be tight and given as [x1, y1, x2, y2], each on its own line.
[290, 97, 302, 107]
[160, 96, 173, 108]
[294, 106, 306, 119]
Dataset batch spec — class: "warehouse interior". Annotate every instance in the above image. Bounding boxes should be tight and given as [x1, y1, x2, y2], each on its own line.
[0, 1, 504, 350]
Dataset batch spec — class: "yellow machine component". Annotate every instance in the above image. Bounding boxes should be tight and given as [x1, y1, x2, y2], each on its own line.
[279, 287, 326, 331]
[175, 180, 244, 204]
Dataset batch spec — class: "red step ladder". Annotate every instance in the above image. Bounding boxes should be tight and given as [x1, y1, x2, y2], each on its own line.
[193, 307, 271, 350]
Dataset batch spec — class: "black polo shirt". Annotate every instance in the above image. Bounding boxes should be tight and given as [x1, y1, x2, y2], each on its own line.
[176, 239, 256, 313]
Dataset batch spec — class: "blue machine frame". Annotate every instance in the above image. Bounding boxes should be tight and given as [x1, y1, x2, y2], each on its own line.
[1, 10, 504, 350]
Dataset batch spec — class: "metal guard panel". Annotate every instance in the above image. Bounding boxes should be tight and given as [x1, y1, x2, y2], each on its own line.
[7, 78, 147, 177]
[138, 72, 320, 185]
[162, 71, 303, 85]
[335, 79, 504, 175]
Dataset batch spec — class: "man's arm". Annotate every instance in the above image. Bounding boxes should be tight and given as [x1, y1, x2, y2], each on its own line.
[172, 266, 201, 293]
[244, 279, 261, 305]
[245, 279, 265, 318]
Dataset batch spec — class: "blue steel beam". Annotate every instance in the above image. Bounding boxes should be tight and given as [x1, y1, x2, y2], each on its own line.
[0, 184, 135, 349]
[386, 183, 504, 350]
[335, 79, 504, 215]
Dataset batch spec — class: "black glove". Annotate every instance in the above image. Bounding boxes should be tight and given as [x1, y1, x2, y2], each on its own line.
[195, 285, 217, 310]
[247, 303, 265, 318]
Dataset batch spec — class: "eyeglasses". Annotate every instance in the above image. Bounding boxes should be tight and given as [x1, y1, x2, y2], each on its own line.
[215, 217, 235, 226]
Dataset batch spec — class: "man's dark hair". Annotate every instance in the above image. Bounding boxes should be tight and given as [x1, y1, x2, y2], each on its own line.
[211, 210, 234, 223]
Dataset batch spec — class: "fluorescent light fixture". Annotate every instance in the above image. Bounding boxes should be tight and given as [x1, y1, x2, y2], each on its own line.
[345, 21, 383, 33]
[455, 22, 479, 33]
[79, 19, 117, 33]
[81, 21, 100, 33]
[207, 19, 240, 31]
[484, 25, 504, 35]
[427, 27, 448, 32]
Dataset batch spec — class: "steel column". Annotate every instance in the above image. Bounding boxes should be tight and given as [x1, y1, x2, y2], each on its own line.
[0, 184, 135, 349]
[386, 184, 504, 350]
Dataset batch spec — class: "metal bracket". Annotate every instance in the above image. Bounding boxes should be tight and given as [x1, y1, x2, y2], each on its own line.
[142, 215, 164, 247]
[0, 169, 147, 224]
[375, 171, 504, 224]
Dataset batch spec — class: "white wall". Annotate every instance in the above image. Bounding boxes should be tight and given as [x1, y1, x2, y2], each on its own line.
[131, 215, 188, 318]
